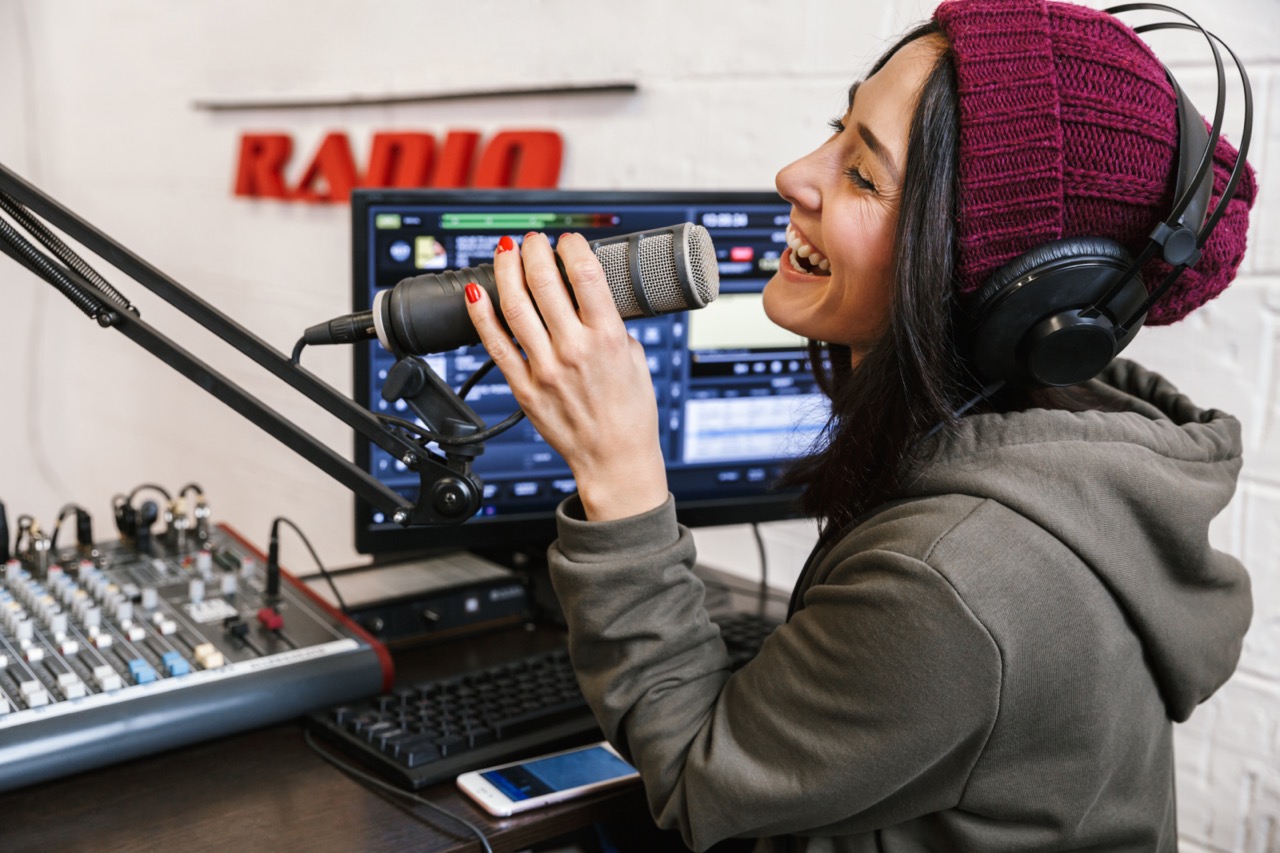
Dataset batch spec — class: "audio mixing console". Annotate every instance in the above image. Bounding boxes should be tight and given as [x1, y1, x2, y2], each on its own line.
[0, 493, 392, 791]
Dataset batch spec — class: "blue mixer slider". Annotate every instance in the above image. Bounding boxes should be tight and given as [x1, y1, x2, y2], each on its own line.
[128, 659, 158, 685]
[161, 651, 190, 677]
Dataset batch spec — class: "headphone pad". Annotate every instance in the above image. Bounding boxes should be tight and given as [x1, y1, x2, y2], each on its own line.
[970, 238, 1146, 388]
[973, 237, 1133, 315]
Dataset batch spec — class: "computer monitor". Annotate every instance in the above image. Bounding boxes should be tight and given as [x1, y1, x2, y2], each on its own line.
[351, 189, 827, 557]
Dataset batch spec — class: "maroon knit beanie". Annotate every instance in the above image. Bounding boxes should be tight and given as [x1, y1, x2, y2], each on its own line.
[932, 0, 1256, 325]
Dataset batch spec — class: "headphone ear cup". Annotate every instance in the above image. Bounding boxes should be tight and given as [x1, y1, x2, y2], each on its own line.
[972, 237, 1133, 317]
[970, 238, 1145, 388]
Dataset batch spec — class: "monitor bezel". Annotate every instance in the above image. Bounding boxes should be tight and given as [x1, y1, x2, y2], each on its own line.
[351, 188, 808, 556]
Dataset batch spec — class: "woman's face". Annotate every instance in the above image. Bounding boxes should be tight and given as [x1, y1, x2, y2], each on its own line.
[764, 36, 942, 362]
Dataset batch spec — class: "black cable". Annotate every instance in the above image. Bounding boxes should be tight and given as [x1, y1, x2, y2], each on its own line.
[303, 729, 495, 853]
[751, 523, 769, 616]
[50, 502, 88, 551]
[458, 358, 496, 400]
[269, 516, 348, 615]
[127, 482, 173, 503]
[291, 336, 307, 366]
[376, 409, 526, 447]
[922, 379, 1007, 444]
[0, 499, 9, 564]
[179, 483, 204, 499]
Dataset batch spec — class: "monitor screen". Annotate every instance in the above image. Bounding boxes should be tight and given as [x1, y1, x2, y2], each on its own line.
[351, 190, 826, 556]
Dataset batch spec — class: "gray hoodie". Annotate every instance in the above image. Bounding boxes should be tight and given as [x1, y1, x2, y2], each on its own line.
[548, 360, 1252, 852]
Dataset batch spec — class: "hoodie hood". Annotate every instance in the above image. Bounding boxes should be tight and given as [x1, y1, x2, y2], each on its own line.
[903, 359, 1252, 722]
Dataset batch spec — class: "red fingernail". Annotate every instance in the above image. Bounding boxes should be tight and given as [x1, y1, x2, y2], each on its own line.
[465, 282, 482, 304]
[496, 235, 516, 254]
[525, 231, 539, 241]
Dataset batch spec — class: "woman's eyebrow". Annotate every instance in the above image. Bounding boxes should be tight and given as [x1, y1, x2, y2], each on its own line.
[846, 81, 901, 184]
[856, 122, 901, 184]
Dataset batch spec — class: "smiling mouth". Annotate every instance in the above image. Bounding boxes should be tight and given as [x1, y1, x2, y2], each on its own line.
[785, 224, 831, 276]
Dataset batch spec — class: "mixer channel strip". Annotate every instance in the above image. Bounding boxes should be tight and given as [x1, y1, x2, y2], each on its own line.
[0, 525, 389, 792]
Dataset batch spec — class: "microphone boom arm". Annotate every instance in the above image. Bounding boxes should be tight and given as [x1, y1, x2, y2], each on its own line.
[0, 161, 482, 527]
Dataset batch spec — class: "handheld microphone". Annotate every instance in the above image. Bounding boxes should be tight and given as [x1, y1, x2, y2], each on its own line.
[304, 222, 719, 356]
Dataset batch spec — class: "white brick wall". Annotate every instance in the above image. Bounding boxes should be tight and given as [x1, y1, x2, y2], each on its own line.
[0, 0, 1274, 845]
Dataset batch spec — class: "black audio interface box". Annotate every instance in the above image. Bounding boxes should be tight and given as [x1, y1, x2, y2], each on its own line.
[301, 552, 530, 646]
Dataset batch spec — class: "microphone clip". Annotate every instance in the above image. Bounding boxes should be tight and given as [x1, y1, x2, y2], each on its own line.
[381, 355, 486, 524]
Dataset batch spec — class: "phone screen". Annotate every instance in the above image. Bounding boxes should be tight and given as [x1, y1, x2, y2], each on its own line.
[480, 745, 636, 802]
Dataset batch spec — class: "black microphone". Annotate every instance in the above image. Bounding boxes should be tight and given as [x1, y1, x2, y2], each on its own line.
[304, 222, 719, 356]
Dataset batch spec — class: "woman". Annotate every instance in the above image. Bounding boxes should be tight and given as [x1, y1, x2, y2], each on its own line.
[463, 0, 1255, 850]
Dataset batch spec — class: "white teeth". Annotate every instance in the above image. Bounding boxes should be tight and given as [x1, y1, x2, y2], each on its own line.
[785, 224, 825, 268]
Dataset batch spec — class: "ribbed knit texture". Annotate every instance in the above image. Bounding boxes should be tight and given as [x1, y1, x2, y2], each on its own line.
[933, 0, 1257, 325]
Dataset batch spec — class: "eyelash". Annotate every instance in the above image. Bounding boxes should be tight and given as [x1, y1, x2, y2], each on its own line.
[845, 166, 876, 192]
[824, 114, 875, 189]
[826, 117, 877, 193]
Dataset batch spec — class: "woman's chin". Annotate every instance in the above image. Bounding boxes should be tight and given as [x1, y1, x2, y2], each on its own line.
[763, 276, 826, 341]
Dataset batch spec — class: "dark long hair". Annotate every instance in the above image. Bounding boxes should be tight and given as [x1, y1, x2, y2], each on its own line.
[782, 23, 967, 544]
[784, 23, 1129, 544]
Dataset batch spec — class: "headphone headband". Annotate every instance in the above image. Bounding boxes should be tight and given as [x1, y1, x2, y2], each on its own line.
[967, 5, 1251, 391]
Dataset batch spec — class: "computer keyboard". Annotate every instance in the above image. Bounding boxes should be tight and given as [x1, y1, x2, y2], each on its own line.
[307, 610, 780, 789]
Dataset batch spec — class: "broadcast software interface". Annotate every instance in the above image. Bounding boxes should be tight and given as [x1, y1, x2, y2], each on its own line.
[352, 191, 827, 553]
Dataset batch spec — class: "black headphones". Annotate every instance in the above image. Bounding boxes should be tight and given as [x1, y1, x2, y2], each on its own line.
[966, 3, 1253, 392]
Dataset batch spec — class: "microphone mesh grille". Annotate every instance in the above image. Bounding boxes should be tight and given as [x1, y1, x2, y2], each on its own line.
[595, 241, 642, 318]
[593, 224, 720, 319]
[686, 224, 718, 305]
[637, 231, 684, 314]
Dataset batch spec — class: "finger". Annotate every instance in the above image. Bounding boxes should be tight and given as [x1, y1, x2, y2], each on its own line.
[463, 278, 530, 388]
[555, 233, 621, 329]
[518, 231, 581, 339]
[491, 233, 553, 362]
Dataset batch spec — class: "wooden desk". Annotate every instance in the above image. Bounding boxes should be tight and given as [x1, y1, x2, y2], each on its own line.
[0, 625, 653, 853]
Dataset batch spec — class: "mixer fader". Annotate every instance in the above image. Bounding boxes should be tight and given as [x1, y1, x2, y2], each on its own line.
[0, 491, 391, 791]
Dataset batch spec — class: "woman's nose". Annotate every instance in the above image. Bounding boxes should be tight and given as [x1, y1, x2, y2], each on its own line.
[775, 149, 822, 214]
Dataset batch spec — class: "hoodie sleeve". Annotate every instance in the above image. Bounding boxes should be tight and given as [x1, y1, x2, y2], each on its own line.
[548, 495, 1002, 851]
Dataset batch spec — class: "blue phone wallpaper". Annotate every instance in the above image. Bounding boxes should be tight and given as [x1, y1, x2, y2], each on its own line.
[481, 746, 636, 801]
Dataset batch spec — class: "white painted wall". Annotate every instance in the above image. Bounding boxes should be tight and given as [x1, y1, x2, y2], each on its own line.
[0, 0, 1274, 846]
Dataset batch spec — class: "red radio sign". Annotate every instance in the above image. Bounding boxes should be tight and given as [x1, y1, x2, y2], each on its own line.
[233, 129, 563, 203]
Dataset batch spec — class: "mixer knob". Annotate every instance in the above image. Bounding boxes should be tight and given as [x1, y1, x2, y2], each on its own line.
[189, 578, 205, 604]
[196, 550, 213, 580]
[141, 587, 158, 610]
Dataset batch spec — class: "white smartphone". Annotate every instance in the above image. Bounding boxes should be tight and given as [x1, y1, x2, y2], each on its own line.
[456, 741, 640, 817]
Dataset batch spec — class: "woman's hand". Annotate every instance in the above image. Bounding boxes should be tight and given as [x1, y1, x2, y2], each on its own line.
[464, 232, 669, 522]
